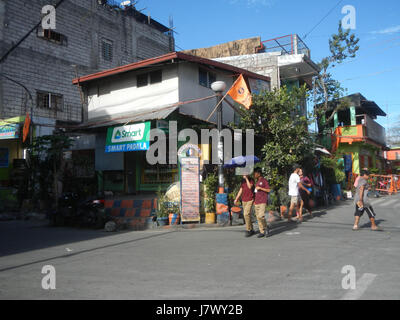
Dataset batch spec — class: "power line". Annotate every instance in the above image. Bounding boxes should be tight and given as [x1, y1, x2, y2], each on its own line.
[339, 66, 400, 81]
[303, 0, 344, 39]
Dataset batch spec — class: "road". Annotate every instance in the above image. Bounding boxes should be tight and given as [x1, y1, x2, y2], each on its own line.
[0, 194, 399, 300]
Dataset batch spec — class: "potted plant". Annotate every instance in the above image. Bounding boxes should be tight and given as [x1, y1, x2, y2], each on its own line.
[203, 173, 218, 224]
[156, 188, 169, 226]
[167, 201, 180, 225]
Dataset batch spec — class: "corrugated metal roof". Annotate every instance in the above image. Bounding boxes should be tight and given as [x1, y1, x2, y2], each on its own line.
[72, 51, 271, 85]
[78, 105, 178, 129]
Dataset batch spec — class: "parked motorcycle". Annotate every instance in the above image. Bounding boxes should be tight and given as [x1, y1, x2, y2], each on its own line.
[50, 193, 108, 229]
[77, 197, 108, 229]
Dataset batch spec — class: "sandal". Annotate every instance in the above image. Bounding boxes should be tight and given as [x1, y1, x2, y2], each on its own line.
[352, 226, 359, 231]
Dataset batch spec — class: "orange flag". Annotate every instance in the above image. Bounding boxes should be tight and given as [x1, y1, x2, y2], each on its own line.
[227, 74, 252, 110]
[23, 113, 31, 143]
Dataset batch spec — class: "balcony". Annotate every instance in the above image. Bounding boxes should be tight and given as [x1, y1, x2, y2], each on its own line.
[334, 119, 386, 147]
[258, 34, 311, 58]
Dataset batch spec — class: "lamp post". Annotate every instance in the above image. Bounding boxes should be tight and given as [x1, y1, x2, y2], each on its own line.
[211, 81, 226, 192]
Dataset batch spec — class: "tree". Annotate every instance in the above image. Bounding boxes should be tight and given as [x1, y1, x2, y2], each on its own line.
[27, 132, 74, 209]
[235, 85, 313, 190]
[314, 21, 360, 133]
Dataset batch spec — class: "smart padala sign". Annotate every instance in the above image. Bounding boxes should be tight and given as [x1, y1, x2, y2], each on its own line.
[105, 121, 150, 153]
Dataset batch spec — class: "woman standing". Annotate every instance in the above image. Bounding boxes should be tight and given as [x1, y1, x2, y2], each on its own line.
[298, 169, 313, 221]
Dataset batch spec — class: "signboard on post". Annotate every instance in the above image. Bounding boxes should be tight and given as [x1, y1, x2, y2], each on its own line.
[105, 121, 150, 153]
[178, 144, 201, 223]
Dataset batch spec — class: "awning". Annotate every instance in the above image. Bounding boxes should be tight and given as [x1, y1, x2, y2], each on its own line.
[77, 105, 178, 130]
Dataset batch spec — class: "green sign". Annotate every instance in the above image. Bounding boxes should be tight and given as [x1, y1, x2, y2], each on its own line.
[105, 121, 150, 153]
[0, 124, 20, 140]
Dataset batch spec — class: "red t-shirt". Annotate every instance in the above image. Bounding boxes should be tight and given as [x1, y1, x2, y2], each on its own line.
[241, 178, 254, 202]
[254, 177, 270, 205]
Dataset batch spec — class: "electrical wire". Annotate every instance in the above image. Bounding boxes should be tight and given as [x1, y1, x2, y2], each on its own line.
[303, 0, 345, 39]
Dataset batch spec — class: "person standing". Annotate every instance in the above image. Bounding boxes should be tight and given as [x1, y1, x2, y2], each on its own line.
[234, 175, 255, 237]
[287, 166, 310, 223]
[253, 168, 271, 238]
[298, 169, 313, 221]
[352, 169, 381, 231]
[287, 167, 301, 222]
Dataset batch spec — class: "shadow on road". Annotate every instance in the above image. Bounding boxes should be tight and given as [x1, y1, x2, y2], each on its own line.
[0, 220, 162, 258]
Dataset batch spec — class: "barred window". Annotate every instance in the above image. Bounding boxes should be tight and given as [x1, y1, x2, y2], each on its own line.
[37, 27, 67, 45]
[37, 91, 63, 111]
[102, 39, 113, 62]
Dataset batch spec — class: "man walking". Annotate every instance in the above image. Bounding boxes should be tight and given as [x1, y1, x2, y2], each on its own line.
[234, 174, 255, 237]
[352, 169, 381, 231]
[287, 166, 310, 223]
[253, 168, 271, 238]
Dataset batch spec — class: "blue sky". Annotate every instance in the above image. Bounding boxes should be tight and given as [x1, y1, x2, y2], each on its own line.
[137, 0, 400, 129]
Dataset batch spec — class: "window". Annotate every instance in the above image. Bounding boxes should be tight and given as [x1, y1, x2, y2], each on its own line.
[102, 39, 113, 62]
[199, 68, 216, 88]
[137, 73, 148, 88]
[150, 70, 162, 84]
[37, 28, 67, 45]
[37, 91, 63, 111]
[137, 70, 162, 88]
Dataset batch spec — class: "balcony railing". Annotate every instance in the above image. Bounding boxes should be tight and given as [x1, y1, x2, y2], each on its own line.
[259, 34, 311, 58]
[337, 121, 386, 146]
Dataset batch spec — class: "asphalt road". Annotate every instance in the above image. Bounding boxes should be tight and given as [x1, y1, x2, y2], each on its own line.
[0, 194, 399, 300]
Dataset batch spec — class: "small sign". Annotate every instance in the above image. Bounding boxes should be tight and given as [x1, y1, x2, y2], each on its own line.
[105, 121, 150, 153]
[180, 157, 200, 222]
[0, 124, 20, 140]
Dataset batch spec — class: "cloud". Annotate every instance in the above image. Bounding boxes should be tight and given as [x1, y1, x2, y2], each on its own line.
[370, 25, 400, 35]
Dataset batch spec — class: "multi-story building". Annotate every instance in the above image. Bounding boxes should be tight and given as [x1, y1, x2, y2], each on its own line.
[184, 34, 320, 117]
[320, 93, 387, 178]
[0, 0, 173, 197]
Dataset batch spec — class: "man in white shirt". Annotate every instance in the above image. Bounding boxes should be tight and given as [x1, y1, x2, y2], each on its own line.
[287, 166, 308, 223]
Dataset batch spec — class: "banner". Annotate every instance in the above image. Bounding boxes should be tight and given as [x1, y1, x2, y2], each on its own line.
[23, 113, 31, 143]
[227, 74, 252, 110]
[0, 124, 19, 140]
[105, 121, 150, 153]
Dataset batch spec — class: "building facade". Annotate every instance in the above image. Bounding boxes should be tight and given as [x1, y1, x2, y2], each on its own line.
[73, 52, 271, 194]
[0, 0, 173, 200]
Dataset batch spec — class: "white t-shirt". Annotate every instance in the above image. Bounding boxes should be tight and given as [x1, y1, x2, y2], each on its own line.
[288, 173, 300, 196]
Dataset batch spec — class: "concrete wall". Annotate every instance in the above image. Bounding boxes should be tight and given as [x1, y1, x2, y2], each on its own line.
[215, 53, 280, 89]
[177, 62, 235, 126]
[87, 64, 179, 121]
[0, 0, 173, 123]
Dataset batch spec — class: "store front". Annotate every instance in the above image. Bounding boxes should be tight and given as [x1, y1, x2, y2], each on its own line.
[90, 113, 213, 196]
[0, 116, 26, 206]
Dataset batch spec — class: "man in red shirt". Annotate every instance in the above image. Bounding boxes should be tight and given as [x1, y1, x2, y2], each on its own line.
[253, 168, 271, 238]
[234, 174, 255, 237]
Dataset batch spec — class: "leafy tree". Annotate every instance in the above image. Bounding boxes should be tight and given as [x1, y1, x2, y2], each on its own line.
[314, 21, 360, 133]
[235, 85, 313, 190]
[27, 132, 74, 209]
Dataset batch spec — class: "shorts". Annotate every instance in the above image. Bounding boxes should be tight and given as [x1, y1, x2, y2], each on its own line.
[290, 196, 299, 205]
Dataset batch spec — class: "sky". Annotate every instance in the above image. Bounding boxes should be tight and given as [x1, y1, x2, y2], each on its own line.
[135, 0, 400, 130]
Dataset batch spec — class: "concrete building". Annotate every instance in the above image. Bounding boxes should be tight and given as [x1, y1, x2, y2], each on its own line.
[321, 93, 387, 179]
[0, 0, 173, 199]
[72, 51, 271, 194]
[184, 34, 320, 116]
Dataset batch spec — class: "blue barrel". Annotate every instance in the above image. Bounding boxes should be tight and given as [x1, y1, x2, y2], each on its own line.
[216, 193, 228, 205]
